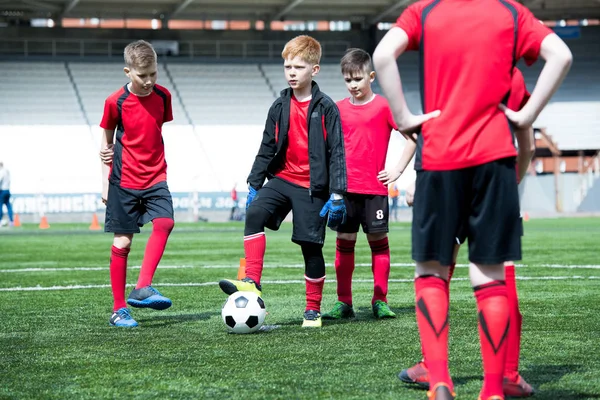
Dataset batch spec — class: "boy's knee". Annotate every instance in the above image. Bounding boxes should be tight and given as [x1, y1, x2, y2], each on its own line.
[153, 217, 174, 233]
[300, 242, 325, 279]
[113, 234, 133, 249]
[244, 206, 270, 236]
[366, 232, 387, 242]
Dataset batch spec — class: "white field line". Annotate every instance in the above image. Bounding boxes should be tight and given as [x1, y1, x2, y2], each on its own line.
[0, 276, 599, 292]
[2, 263, 600, 273]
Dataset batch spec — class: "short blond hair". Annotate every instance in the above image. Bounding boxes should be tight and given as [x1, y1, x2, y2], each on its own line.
[124, 40, 157, 69]
[281, 35, 321, 65]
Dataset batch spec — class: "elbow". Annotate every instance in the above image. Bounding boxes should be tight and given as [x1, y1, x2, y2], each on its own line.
[372, 49, 390, 71]
[527, 149, 535, 162]
[555, 44, 573, 70]
[554, 44, 573, 71]
[529, 143, 536, 155]
[563, 48, 573, 69]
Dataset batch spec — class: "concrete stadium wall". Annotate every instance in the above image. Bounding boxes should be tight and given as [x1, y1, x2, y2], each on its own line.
[519, 173, 583, 214]
[0, 123, 414, 195]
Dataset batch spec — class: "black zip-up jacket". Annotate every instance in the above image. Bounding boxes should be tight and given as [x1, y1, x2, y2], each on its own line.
[247, 81, 347, 195]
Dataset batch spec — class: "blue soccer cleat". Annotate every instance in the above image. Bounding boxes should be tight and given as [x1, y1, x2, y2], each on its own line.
[109, 307, 138, 328]
[127, 286, 172, 310]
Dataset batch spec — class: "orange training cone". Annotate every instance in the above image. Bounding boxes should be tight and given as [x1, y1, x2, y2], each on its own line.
[13, 213, 21, 227]
[39, 215, 50, 229]
[237, 258, 246, 280]
[89, 213, 101, 230]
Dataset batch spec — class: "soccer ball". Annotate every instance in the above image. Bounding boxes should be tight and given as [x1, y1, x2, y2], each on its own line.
[221, 291, 266, 334]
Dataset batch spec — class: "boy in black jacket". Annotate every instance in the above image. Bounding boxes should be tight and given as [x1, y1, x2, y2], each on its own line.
[219, 35, 347, 328]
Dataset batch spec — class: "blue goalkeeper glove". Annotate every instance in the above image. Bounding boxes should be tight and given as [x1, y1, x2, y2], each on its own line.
[319, 194, 346, 229]
[246, 186, 257, 210]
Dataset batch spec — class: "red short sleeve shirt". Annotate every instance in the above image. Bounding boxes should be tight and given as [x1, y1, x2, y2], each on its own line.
[100, 83, 173, 189]
[337, 95, 397, 195]
[395, 0, 552, 170]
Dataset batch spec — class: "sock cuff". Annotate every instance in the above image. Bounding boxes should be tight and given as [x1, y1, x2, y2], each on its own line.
[111, 245, 130, 257]
[368, 237, 389, 252]
[244, 232, 266, 241]
[473, 280, 507, 301]
[336, 238, 356, 252]
[415, 275, 447, 293]
[304, 275, 326, 283]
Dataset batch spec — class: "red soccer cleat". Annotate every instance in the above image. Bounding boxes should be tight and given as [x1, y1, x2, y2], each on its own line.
[503, 374, 536, 397]
[398, 360, 430, 389]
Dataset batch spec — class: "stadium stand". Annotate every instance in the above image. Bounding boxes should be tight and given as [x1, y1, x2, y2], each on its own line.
[0, 28, 598, 213]
[166, 63, 275, 125]
[0, 62, 85, 125]
[68, 62, 188, 126]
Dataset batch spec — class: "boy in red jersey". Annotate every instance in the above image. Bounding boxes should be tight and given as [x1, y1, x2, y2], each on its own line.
[99, 40, 175, 328]
[322, 48, 416, 320]
[398, 68, 537, 398]
[373, 1, 572, 398]
[218, 35, 346, 328]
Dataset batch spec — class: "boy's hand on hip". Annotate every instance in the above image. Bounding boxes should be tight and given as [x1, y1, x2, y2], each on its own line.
[395, 110, 441, 135]
[499, 104, 534, 129]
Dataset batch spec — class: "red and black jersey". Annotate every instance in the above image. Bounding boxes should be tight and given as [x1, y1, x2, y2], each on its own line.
[100, 83, 173, 190]
[396, 0, 552, 171]
[337, 95, 397, 196]
[276, 96, 312, 188]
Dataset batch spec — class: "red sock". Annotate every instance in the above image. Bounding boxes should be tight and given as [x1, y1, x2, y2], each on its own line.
[504, 263, 522, 380]
[305, 275, 325, 312]
[110, 246, 130, 311]
[335, 238, 355, 305]
[475, 281, 510, 398]
[415, 276, 452, 390]
[136, 218, 174, 289]
[244, 232, 266, 284]
[369, 237, 390, 304]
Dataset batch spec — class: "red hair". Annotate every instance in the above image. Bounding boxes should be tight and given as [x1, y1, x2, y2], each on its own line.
[282, 35, 322, 65]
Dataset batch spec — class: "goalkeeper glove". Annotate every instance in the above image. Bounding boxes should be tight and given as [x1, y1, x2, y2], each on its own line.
[319, 194, 346, 229]
[246, 186, 257, 210]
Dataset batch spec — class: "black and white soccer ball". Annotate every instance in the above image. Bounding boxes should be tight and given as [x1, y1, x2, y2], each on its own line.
[221, 291, 266, 334]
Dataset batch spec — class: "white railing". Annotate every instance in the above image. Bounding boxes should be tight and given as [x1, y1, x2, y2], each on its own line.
[0, 38, 351, 59]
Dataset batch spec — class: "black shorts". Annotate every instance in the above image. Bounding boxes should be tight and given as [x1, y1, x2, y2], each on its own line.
[334, 193, 389, 234]
[456, 216, 524, 244]
[249, 177, 328, 245]
[105, 181, 174, 234]
[412, 157, 521, 265]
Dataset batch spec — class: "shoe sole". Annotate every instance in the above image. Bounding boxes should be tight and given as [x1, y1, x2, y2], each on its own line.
[109, 322, 138, 328]
[127, 297, 172, 310]
[398, 371, 430, 389]
[302, 321, 322, 328]
[504, 386, 535, 398]
[374, 313, 397, 319]
[321, 313, 355, 320]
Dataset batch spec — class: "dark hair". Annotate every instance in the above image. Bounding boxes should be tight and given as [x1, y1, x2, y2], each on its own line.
[340, 48, 373, 76]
